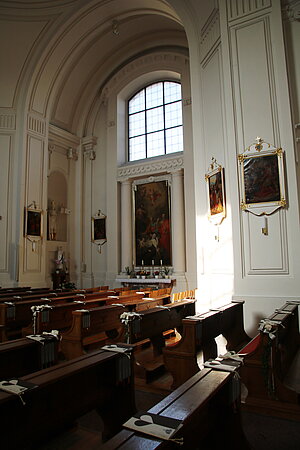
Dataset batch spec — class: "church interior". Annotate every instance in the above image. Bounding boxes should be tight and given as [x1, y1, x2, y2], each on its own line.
[0, 0, 300, 448]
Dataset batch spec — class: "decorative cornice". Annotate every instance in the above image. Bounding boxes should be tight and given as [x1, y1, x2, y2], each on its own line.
[0, 113, 16, 130]
[283, 0, 300, 21]
[48, 123, 80, 148]
[28, 113, 46, 136]
[100, 52, 187, 104]
[227, 0, 272, 22]
[117, 154, 184, 181]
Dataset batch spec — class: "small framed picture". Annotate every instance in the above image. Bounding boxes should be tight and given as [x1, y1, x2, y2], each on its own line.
[238, 139, 286, 211]
[205, 160, 226, 225]
[25, 207, 43, 239]
[92, 211, 107, 244]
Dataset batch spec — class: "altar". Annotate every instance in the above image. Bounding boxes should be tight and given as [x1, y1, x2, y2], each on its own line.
[117, 277, 175, 290]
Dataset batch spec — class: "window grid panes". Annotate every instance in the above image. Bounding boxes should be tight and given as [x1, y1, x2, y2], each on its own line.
[128, 81, 183, 161]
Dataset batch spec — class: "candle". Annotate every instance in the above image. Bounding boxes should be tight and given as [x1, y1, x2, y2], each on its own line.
[152, 260, 154, 265]
[142, 260, 144, 266]
[160, 260, 162, 266]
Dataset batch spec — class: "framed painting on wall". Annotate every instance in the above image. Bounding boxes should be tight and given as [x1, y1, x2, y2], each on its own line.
[205, 158, 226, 225]
[238, 138, 286, 213]
[25, 206, 43, 239]
[92, 211, 107, 243]
[133, 179, 171, 266]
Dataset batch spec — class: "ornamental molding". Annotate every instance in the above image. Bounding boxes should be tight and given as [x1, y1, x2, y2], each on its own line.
[28, 113, 46, 136]
[283, 0, 300, 21]
[100, 52, 187, 105]
[117, 155, 184, 181]
[200, 9, 220, 63]
[0, 113, 16, 130]
[48, 124, 80, 149]
[82, 135, 97, 160]
[227, 0, 272, 22]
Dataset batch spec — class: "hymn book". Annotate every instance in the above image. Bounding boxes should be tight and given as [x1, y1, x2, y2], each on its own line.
[0, 378, 38, 405]
[123, 411, 183, 440]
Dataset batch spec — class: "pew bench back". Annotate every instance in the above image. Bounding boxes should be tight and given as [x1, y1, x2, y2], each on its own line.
[103, 367, 247, 449]
[0, 348, 135, 449]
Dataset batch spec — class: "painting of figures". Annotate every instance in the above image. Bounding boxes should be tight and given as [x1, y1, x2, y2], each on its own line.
[208, 170, 224, 216]
[243, 154, 281, 205]
[134, 180, 171, 266]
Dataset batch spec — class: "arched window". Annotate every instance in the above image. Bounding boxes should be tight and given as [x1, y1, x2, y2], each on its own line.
[128, 81, 183, 161]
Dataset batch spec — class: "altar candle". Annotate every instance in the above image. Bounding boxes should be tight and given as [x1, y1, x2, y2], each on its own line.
[160, 260, 162, 266]
[142, 260, 144, 266]
[152, 260, 154, 265]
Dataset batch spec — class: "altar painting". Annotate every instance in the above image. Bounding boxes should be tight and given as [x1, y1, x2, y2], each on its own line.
[134, 180, 171, 266]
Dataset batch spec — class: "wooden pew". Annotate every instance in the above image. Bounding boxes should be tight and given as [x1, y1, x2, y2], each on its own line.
[0, 287, 51, 299]
[0, 290, 60, 303]
[0, 335, 59, 379]
[106, 294, 168, 311]
[0, 286, 31, 292]
[21, 297, 108, 336]
[239, 301, 300, 420]
[22, 294, 167, 339]
[102, 367, 249, 449]
[163, 301, 250, 389]
[0, 297, 53, 341]
[0, 348, 135, 449]
[122, 300, 196, 381]
[60, 300, 195, 364]
[0, 291, 117, 341]
[60, 304, 126, 359]
[212, 301, 250, 351]
[163, 309, 220, 389]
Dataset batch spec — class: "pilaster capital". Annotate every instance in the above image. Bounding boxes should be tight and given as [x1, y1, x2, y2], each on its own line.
[170, 168, 184, 178]
[67, 147, 78, 161]
[120, 178, 132, 186]
[82, 136, 97, 160]
[283, 0, 300, 21]
[48, 143, 55, 154]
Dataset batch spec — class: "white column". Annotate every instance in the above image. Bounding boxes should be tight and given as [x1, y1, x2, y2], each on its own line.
[82, 138, 97, 288]
[171, 169, 186, 274]
[121, 179, 133, 272]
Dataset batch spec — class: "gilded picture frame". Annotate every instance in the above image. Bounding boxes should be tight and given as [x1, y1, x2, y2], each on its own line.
[205, 159, 226, 225]
[238, 139, 286, 212]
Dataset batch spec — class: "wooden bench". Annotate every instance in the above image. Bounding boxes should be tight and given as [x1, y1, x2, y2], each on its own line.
[21, 293, 168, 338]
[0, 288, 51, 299]
[163, 301, 250, 389]
[239, 301, 300, 420]
[122, 299, 196, 381]
[0, 291, 117, 341]
[21, 297, 108, 336]
[102, 366, 249, 449]
[0, 348, 135, 449]
[60, 304, 127, 359]
[0, 335, 59, 379]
